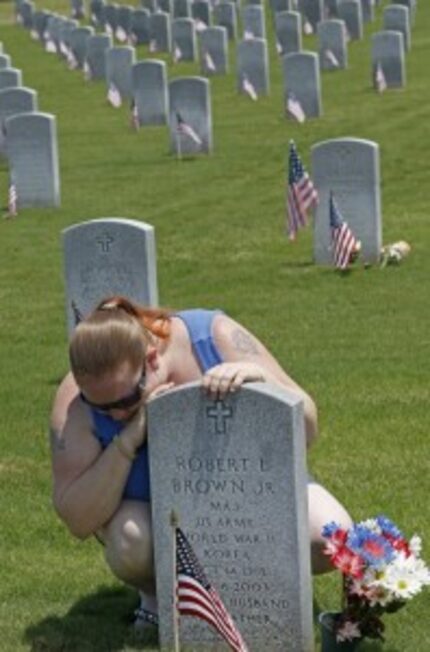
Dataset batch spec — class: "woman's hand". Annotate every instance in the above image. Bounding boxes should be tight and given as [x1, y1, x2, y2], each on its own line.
[121, 404, 147, 450]
[202, 362, 266, 399]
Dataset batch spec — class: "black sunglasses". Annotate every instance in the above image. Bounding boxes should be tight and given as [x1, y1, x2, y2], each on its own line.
[80, 371, 146, 413]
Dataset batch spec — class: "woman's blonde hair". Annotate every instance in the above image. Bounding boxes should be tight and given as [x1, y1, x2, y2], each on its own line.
[69, 296, 172, 379]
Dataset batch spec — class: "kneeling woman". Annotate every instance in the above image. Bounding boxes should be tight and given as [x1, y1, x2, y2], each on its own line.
[50, 296, 352, 628]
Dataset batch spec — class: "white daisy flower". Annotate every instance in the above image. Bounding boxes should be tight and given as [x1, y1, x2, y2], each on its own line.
[409, 535, 422, 558]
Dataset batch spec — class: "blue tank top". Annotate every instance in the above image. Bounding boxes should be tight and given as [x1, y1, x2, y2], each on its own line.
[90, 309, 223, 501]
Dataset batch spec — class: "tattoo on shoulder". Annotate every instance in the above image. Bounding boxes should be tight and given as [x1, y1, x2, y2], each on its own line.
[49, 426, 66, 453]
[231, 329, 259, 356]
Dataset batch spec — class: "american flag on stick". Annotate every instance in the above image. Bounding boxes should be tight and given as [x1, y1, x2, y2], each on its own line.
[286, 92, 305, 123]
[375, 62, 387, 93]
[176, 526, 249, 652]
[130, 99, 140, 131]
[242, 75, 258, 101]
[176, 112, 202, 146]
[204, 50, 216, 72]
[286, 140, 318, 240]
[324, 49, 339, 68]
[149, 38, 157, 53]
[116, 26, 128, 42]
[173, 42, 182, 63]
[329, 191, 360, 270]
[303, 19, 313, 35]
[107, 83, 122, 108]
[7, 177, 18, 217]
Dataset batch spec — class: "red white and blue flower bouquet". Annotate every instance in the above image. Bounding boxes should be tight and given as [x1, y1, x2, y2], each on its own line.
[320, 515, 430, 647]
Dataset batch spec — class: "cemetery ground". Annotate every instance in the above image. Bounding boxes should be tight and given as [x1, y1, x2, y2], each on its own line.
[0, 0, 429, 650]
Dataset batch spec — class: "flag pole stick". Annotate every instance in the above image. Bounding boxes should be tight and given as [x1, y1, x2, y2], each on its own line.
[170, 509, 180, 652]
[176, 132, 182, 161]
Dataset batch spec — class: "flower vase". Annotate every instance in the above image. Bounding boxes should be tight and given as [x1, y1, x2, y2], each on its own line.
[318, 612, 362, 652]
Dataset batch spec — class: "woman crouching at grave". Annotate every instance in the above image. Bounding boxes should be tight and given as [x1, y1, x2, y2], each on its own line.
[50, 296, 352, 630]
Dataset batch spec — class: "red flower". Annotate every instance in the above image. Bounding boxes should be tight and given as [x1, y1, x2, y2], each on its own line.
[333, 547, 365, 579]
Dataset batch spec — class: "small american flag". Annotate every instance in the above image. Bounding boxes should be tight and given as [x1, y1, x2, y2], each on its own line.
[8, 178, 18, 217]
[303, 19, 313, 35]
[324, 49, 339, 68]
[194, 18, 207, 32]
[242, 75, 258, 101]
[329, 192, 359, 269]
[287, 140, 318, 240]
[45, 38, 57, 53]
[83, 60, 92, 81]
[30, 28, 39, 40]
[107, 83, 122, 108]
[276, 40, 282, 54]
[66, 49, 79, 70]
[286, 92, 305, 123]
[375, 62, 387, 93]
[105, 23, 114, 37]
[176, 112, 202, 146]
[176, 527, 249, 652]
[173, 42, 182, 63]
[116, 26, 128, 42]
[130, 99, 140, 131]
[149, 39, 157, 53]
[243, 29, 254, 40]
[204, 50, 216, 72]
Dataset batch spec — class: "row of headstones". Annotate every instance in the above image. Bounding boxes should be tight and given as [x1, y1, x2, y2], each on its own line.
[0, 44, 61, 208]
[61, 132, 383, 647]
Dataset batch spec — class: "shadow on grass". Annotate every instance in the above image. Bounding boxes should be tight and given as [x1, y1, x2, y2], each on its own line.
[24, 585, 158, 652]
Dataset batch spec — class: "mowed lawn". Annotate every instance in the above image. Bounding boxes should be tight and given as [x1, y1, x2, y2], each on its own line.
[0, 0, 429, 650]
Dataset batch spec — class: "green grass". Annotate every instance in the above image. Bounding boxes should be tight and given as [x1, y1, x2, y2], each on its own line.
[0, 0, 429, 650]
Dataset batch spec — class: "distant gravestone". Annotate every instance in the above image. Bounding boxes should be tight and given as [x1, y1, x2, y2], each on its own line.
[318, 19, 348, 70]
[311, 137, 382, 264]
[383, 5, 410, 52]
[85, 33, 112, 80]
[104, 3, 118, 34]
[63, 218, 159, 336]
[192, 1, 211, 27]
[90, 0, 105, 27]
[116, 5, 133, 41]
[338, 0, 362, 39]
[275, 11, 302, 56]
[20, 0, 34, 28]
[0, 54, 11, 70]
[299, 0, 323, 31]
[71, 0, 85, 19]
[282, 51, 322, 118]
[237, 38, 270, 97]
[371, 30, 405, 88]
[172, 18, 197, 61]
[270, 0, 293, 13]
[168, 76, 212, 155]
[0, 69, 22, 91]
[360, 0, 374, 23]
[131, 60, 168, 125]
[130, 8, 150, 45]
[0, 87, 38, 158]
[213, 2, 237, 40]
[149, 12, 171, 52]
[33, 10, 51, 41]
[148, 382, 313, 652]
[173, 0, 191, 18]
[324, 0, 339, 18]
[6, 112, 60, 208]
[69, 27, 95, 68]
[141, 0, 157, 12]
[391, 0, 415, 27]
[58, 18, 79, 57]
[105, 46, 136, 100]
[199, 26, 229, 75]
[157, 0, 172, 14]
[242, 5, 266, 39]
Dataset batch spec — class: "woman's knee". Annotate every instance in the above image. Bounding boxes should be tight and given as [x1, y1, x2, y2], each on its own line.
[102, 500, 155, 588]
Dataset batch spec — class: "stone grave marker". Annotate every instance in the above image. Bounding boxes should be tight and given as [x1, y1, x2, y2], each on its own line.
[173, 0, 191, 19]
[0, 69, 22, 91]
[275, 11, 302, 56]
[105, 46, 136, 100]
[131, 59, 168, 125]
[71, 0, 85, 19]
[371, 30, 405, 88]
[318, 19, 348, 70]
[63, 218, 158, 336]
[338, 0, 362, 40]
[242, 5, 266, 39]
[90, 0, 105, 27]
[172, 18, 197, 61]
[158, 0, 172, 14]
[33, 10, 51, 41]
[391, 0, 415, 27]
[360, 0, 374, 23]
[299, 0, 323, 31]
[237, 38, 270, 97]
[148, 382, 314, 652]
[130, 8, 150, 45]
[383, 5, 410, 52]
[104, 3, 119, 35]
[213, 2, 237, 40]
[168, 76, 212, 155]
[149, 12, 171, 53]
[141, 0, 157, 12]
[270, 0, 293, 16]
[192, 0, 211, 28]
[69, 26, 95, 68]
[85, 33, 112, 80]
[282, 51, 322, 118]
[58, 18, 79, 58]
[0, 55, 11, 70]
[5, 112, 60, 208]
[20, 0, 34, 28]
[0, 86, 38, 157]
[199, 26, 229, 75]
[116, 5, 133, 42]
[324, 0, 339, 18]
[311, 137, 382, 264]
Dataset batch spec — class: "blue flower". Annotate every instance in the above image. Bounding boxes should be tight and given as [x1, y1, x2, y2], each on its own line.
[376, 515, 403, 539]
[322, 521, 341, 538]
[348, 525, 395, 568]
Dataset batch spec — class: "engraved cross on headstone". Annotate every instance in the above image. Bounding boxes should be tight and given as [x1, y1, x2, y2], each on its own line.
[206, 400, 233, 434]
[95, 232, 114, 252]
